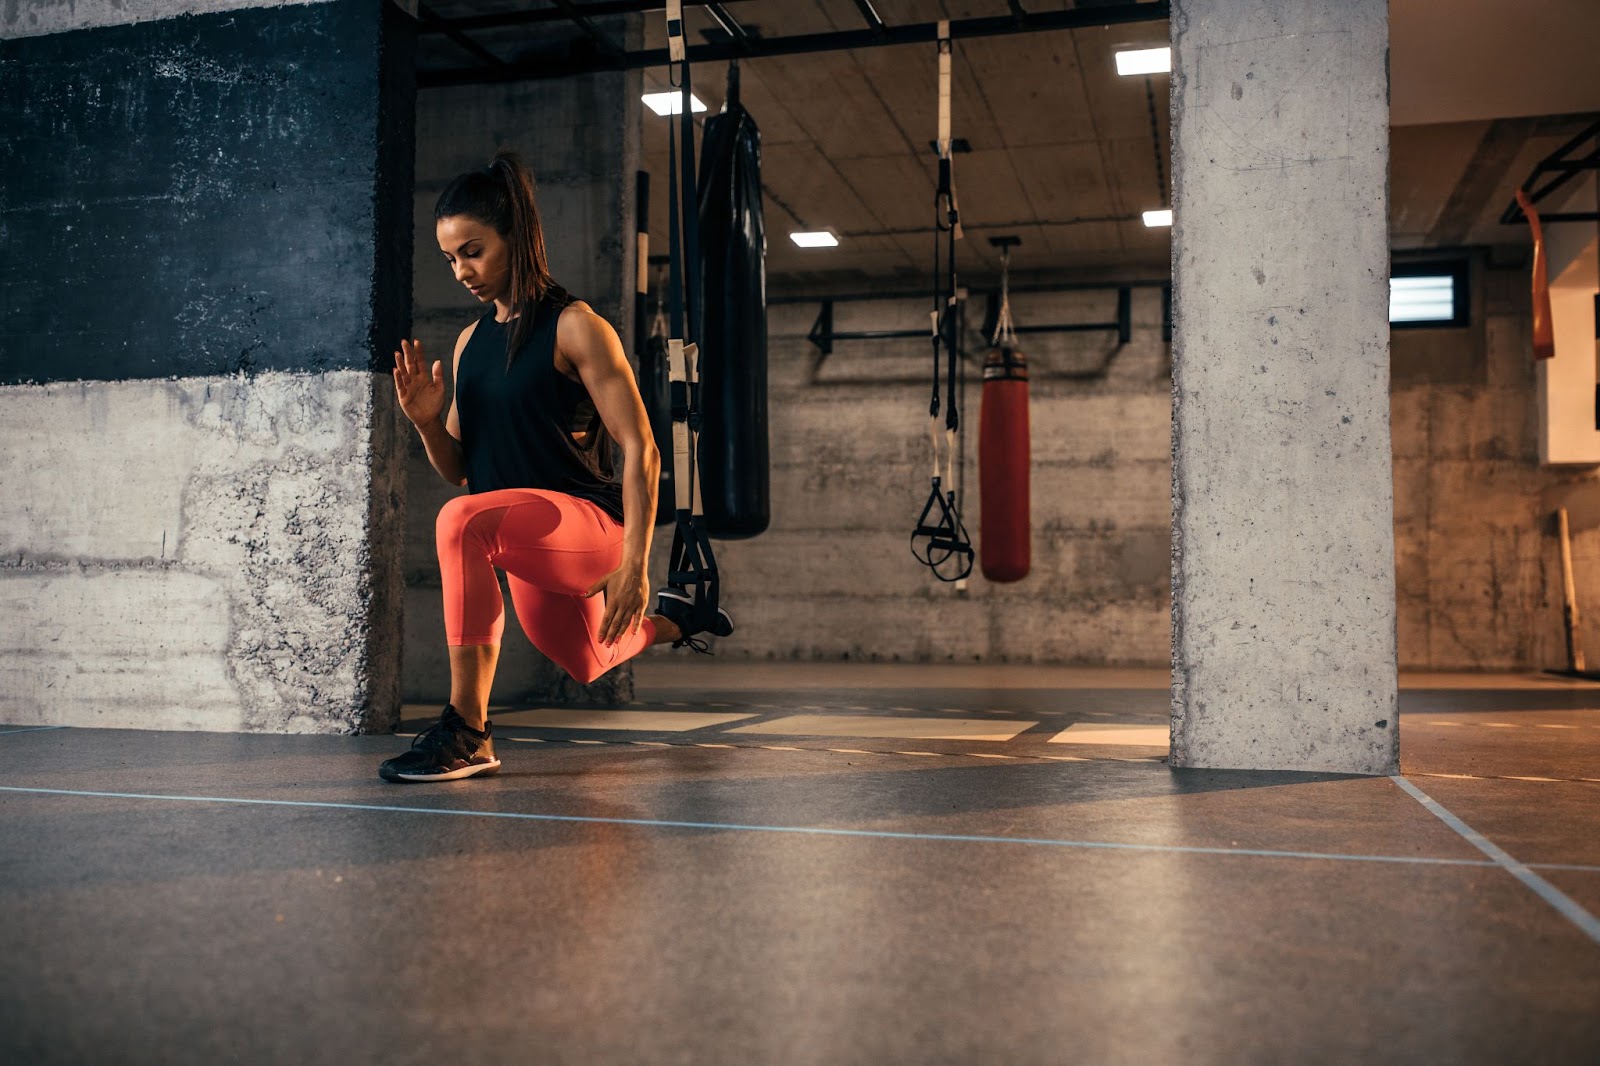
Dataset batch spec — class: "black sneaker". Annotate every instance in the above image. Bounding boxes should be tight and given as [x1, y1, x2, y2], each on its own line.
[656, 587, 734, 653]
[378, 705, 501, 783]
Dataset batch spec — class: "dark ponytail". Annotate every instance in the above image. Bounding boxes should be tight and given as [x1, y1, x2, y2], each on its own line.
[434, 149, 569, 369]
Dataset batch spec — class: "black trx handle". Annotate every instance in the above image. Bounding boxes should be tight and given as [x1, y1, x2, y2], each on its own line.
[910, 477, 975, 580]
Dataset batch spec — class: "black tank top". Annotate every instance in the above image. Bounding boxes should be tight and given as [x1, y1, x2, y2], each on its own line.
[454, 292, 625, 522]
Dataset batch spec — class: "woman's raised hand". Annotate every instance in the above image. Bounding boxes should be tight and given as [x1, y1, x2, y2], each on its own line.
[392, 338, 447, 428]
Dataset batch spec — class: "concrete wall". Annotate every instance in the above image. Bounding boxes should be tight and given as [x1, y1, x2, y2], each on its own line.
[655, 281, 1174, 665]
[0, 0, 332, 39]
[1394, 263, 1600, 672]
[0, 373, 405, 731]
[0, 0, 413, 733]
[402, 16, 643, 705]
[677, 262, 1590, 677]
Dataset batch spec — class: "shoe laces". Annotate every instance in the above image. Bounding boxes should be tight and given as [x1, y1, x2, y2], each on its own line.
[409, 709, 463, 753]
[672, 635, 712, 655]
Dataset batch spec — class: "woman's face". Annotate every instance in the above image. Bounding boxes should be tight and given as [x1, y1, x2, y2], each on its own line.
[436, 215, 508, 304]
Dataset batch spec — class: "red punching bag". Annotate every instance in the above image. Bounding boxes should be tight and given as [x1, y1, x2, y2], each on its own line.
[979, 242, 1030, 582]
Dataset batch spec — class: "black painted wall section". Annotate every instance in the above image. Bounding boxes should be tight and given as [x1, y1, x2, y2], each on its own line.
[372, 0, 417, 378]
[0, 0, 416, 384]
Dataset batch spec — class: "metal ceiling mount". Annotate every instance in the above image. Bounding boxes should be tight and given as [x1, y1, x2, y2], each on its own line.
[417, 0, 1170, 88]
[1500, 117, 1600, 226]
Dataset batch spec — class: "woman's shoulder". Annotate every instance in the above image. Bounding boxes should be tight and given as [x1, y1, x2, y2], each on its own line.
[554, 299, 608, 344]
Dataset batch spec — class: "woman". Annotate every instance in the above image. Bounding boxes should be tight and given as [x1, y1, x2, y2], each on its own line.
[379, 150, 731, 784]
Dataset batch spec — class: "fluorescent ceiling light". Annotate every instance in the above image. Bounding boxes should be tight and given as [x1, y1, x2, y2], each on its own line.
[1142, 209, 1173, 227]
[790, 231, 840, 248]
[1116, 46, 1171, 76]
[1390, 275, 1456, 323]
[642, 91, 708, 116]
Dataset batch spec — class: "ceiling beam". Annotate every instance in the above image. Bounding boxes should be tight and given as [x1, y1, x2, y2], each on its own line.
[415, 2, 507, 71]
[544, 0, 627, 59]
[417, 1, 721, 34]
[1428, 117, 1536, 245]
[418, 1, 1169, 88]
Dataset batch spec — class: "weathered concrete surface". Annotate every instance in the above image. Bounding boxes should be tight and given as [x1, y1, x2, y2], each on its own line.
[403, 16, 642, 705]
[0, 0, 414, 733]
[1, 0, 415, 384]
[0, 0, 334, 39]
[1169, 0, 1398, 773]
[1394, 265, 1600, 672]
[0, 371, 407, 732]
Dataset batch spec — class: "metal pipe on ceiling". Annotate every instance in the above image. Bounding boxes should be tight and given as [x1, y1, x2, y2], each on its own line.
[704, 3, 753, 50]
[417, 0, 1169, 88]
[851, 0, 886, 36]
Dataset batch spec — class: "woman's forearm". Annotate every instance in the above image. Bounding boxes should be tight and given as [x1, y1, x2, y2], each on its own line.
[417, 418, 467, 486]
[620, 443, 661, 569]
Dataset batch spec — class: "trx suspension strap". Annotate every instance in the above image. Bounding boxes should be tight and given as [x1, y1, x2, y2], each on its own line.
[662, 0, 723, 635]
[909, 19, 974, 583]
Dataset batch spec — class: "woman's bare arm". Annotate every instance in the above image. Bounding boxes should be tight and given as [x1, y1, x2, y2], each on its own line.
[559, 303, 661, 644]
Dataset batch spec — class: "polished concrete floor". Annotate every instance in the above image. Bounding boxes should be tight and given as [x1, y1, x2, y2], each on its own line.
[2, 662, 1598, 1065]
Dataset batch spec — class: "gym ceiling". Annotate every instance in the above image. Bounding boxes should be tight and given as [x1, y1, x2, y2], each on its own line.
[413, 0, 1600, 287]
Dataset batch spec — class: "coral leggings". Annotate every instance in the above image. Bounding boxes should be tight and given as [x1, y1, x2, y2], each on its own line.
[436, 488, 655, 684]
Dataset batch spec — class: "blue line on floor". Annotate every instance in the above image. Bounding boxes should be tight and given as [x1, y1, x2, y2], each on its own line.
[1392, 775, 1600, 947]
[3, 783, 1596, 873]
[0, 726, 66, 736]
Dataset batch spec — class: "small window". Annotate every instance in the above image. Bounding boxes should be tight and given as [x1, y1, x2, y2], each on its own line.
[1390, 260, 1469, 329]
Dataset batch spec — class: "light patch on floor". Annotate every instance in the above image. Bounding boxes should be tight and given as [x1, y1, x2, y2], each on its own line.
[1049, 723, 1171, 746]
[726, 715, 1035, 742]
[493, 709, 759, 732]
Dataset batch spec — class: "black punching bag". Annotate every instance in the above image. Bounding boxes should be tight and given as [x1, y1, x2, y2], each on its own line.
[696, 61, 769, 539]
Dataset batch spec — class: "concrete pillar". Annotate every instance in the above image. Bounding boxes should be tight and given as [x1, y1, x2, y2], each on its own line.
[1169, 0, 1399, 773]
[0, 0, 415, 733]
[404, 21, 644, 706]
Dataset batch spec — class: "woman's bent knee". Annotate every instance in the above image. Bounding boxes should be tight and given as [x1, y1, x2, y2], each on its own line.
[437, 495, 510, 558]
[435, 494, 478, 541]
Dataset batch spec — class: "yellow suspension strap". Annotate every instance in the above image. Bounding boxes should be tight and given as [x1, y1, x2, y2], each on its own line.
[909, 19, 974, 583]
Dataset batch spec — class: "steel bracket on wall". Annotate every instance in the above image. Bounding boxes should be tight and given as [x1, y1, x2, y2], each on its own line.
[788, 280, 1169, 383]
[978, 285, 1132, 345]
[1499, 118, 1600, 226]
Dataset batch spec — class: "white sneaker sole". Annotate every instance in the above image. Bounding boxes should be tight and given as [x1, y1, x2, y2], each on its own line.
[394, 759, 501, 782]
